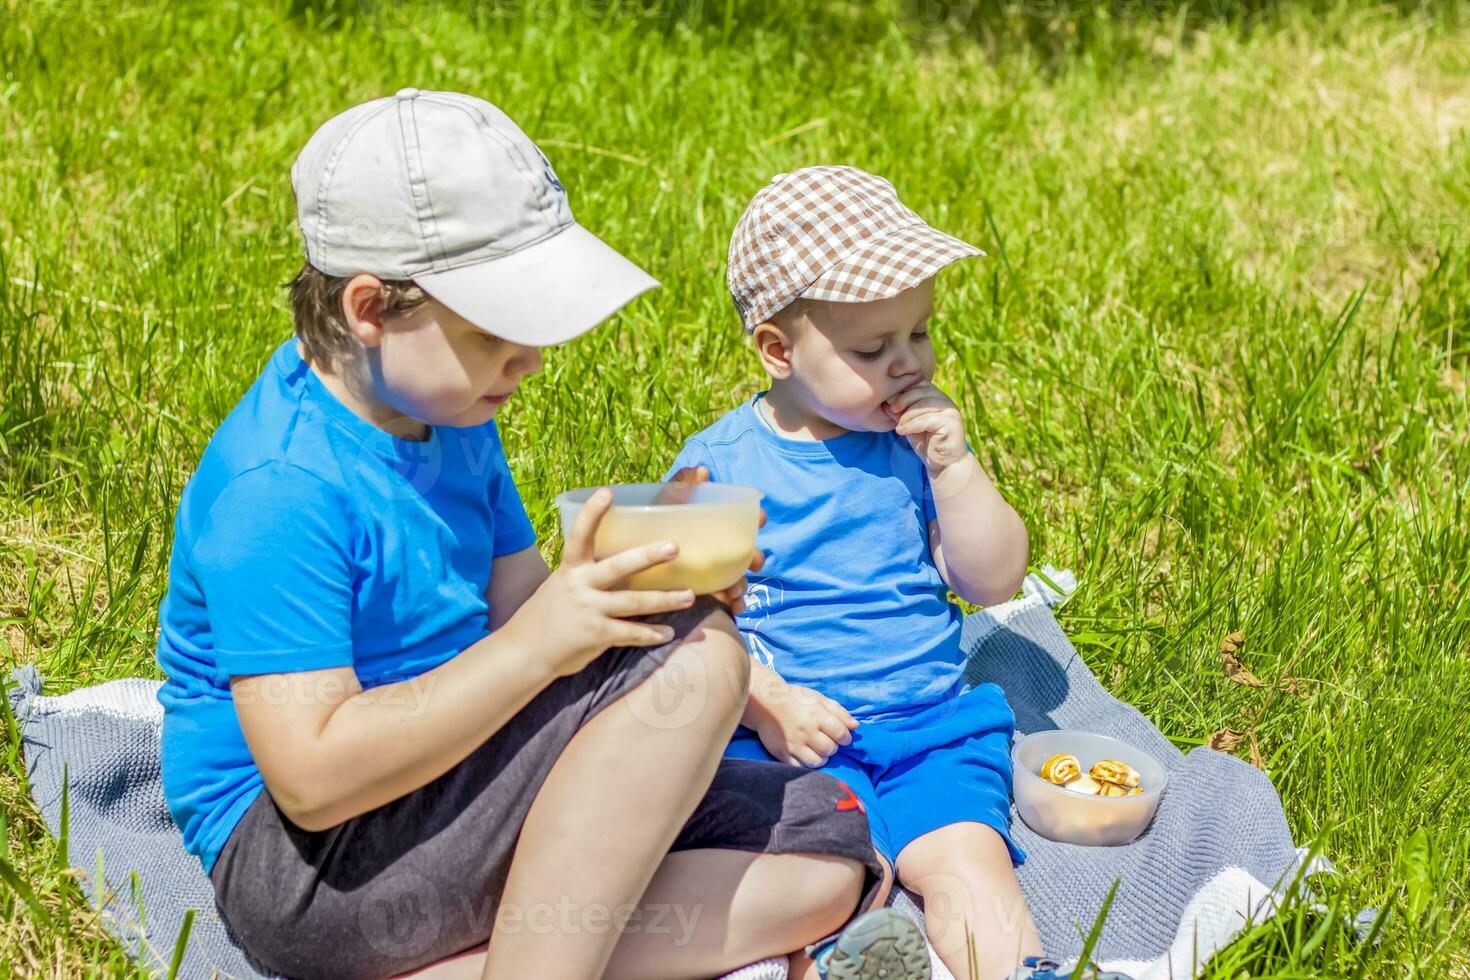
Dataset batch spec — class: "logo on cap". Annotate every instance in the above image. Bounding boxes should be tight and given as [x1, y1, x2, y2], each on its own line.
[535, 147, 565, 196]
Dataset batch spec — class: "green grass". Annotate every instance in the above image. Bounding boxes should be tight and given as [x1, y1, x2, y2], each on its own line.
[2, 0, 1468, 974]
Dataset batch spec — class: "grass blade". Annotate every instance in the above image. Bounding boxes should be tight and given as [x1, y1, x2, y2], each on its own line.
[0, 855, 54, 930]
[166, 907, 196, 980]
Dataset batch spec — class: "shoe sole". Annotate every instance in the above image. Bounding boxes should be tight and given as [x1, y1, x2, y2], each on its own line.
[824, 907, 932, 980]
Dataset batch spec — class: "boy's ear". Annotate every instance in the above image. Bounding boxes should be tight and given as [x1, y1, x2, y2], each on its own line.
[752, 321, 794, 380]
[340, 274, 389, 348]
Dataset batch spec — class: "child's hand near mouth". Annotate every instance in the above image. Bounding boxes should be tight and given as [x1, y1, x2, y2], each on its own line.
[883, 382, 970, 476]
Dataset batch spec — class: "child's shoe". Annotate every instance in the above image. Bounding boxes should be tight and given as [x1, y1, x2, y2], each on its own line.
[1006, 955, 1135, 980]
[806, 906, 932, 979]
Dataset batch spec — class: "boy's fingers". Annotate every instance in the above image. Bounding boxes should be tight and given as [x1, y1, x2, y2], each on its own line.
[652, 466, 708, 505]
[608, 622, 678, 648]
[822, 701, 859, 734]
[807, 732, 839, 759]
[587, 540, 680, 588]
[896, 408, 952, 436]
[564, 488, 612, 565]
[600, 588, 696, 618]
[888, 389, 953, 421]
[883, 383, 933, 413]
[745, 543, 768, 574]
[896, 403, 947, 425]
[820, 714, 853, 745]
[714, 579, 746, 612]
[795, 746, 827, 768]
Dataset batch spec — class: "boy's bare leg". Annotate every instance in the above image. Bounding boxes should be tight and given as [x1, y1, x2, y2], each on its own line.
[397, 849, 866, 980]
[478, 607, 753, 980]
[785, 849, 894, 980]
[600, 849, 862, 980]
[895, 823, 1043, 980]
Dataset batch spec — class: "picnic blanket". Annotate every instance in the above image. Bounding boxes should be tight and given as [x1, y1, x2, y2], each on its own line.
[8, 570, 1326, 980]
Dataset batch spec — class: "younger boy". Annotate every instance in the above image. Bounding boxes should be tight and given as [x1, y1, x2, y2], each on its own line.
[667, 166, 1046, 980]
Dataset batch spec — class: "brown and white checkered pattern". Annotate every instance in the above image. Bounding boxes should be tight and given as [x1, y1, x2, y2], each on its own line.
[726, 165, 984, 331]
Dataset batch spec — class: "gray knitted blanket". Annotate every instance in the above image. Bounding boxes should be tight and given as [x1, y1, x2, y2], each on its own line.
[8, 572, 1321, 980]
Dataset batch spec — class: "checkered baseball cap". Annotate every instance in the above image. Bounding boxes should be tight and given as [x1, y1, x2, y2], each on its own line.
[726, 166, 983, 331]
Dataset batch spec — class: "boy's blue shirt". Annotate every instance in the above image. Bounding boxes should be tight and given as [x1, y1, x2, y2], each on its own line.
[155, 340, 537, 874]
[664, 393, 966, 721]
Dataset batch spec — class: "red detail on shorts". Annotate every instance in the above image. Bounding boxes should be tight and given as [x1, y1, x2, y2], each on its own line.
[834, 782, 864, 813]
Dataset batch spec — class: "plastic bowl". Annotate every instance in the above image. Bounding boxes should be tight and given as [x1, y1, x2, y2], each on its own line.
[554, 483, 764, 595]
[1012, 730, 1168, 846]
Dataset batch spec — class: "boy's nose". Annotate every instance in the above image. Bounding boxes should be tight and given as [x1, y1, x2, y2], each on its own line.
[509, 344, 543, 378]
[888, 343, 921, 376]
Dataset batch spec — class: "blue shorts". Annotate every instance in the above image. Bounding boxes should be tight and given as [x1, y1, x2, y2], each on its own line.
[726, 682, 1026, 869]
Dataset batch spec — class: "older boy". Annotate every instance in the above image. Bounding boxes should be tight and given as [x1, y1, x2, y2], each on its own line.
[155, 94, 904, 980]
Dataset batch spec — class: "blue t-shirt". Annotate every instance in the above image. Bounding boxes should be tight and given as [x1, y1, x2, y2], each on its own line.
[664, 394, 966, 720]
[156, 340, 538, 874]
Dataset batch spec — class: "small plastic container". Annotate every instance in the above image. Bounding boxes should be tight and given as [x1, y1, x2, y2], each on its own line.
[1012, 730, 1168, 846]
[554, 483, 764, 595]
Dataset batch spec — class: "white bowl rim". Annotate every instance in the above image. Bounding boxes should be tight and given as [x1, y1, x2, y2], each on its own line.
[1011, 729, 1170, 802]
[555, 482, 765, 512]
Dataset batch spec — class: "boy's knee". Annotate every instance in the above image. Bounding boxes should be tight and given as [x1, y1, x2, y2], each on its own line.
[636, 599, 748, 731]
[783, 853, 866, 934]
[668, 599, 749, 702]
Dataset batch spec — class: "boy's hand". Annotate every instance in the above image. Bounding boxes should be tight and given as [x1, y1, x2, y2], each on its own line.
[659, 465, 767, 615]
[745, 672, 859, 768]
[882, 382, 971, 476]
[503, 488, 696, 678]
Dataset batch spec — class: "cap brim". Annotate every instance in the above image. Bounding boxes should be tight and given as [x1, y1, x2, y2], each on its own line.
[798, 222, 983, 306]
[413, 223, 659, 346]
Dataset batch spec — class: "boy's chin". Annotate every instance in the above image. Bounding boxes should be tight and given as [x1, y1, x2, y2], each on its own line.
[865, 407, 900, 432]
[838, 417, 898, 435]
[436, 399, 499, 428]
[467, 400, 501, 424]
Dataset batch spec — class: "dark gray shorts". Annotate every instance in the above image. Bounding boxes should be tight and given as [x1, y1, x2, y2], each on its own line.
[209, 598, 883, 979]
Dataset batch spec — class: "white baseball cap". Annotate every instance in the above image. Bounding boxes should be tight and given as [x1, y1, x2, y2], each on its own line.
[292, 88, 659, 346]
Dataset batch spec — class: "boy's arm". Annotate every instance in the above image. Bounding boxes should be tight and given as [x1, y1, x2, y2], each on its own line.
[884, 384, 1029, 606]
[486, 544, 551, 632]
[233, 630, 555, 831]
[216, 479, 694, 831]
[926, 455, 1029, 605]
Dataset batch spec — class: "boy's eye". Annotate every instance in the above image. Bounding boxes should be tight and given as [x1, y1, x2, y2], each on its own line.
[853, 345, 885, 361]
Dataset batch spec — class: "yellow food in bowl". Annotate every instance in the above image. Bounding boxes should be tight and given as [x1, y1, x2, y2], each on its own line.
[556, 483, 765, 595]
